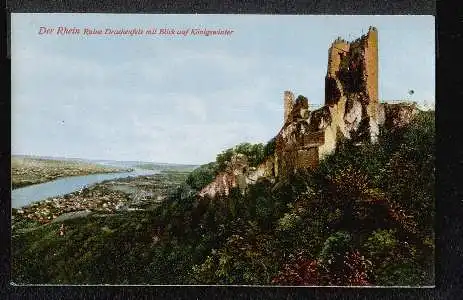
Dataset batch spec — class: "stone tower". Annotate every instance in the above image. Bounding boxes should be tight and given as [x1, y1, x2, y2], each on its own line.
[325, 37, 350, 105]
[325, 27, 378, 106]
[323, 26, 380, 141]
[283, 90, 295, 124]
[364, 26, 379, 105]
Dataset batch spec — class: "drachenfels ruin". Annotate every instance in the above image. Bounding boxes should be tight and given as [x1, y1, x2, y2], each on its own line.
[199, 27, 420, 198]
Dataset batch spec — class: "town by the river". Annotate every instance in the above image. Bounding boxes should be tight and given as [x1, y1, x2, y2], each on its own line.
[11, 156, 196, 225]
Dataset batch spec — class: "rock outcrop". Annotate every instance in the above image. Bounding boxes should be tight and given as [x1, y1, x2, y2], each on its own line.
[198, 154, 276, 199]
[198, 153, 248, 199]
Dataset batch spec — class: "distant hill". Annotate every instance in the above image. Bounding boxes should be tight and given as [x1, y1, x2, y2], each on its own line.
[11, 155, 198, 171]
[133, 162, 198, 172]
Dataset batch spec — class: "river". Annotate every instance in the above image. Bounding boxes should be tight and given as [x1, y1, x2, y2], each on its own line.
[11, 168, 158, 209]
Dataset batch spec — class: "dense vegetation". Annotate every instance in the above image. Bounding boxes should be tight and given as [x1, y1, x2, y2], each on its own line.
[185, 139, 276, 191]
[12, 111, 434, 285]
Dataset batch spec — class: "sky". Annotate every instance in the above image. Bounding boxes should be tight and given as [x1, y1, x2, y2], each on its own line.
[11, 14, 435, 164]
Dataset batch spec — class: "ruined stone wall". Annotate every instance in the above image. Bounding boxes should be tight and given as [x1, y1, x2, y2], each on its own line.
[380, 102, 420, 129]
[325, 40, 350, 106]
[363, 28, 380, 140]
[284, 91, 295, 124]
[327, 39, 350, 79]
[295, 148, 319, 170]
[364, 27, 378, 105]
[274, 99, 325, 177]
[325, 27, 378, 105]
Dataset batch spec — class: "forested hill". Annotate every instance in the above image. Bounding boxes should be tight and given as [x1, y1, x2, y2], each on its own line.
[12, 110, 434, 285]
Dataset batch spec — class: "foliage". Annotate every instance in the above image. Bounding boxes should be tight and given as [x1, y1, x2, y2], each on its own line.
[185, 162, 219, 191]
[382, 111, 435, 237]
[271, 249, 370, 286]
[191, 232, 279, 284]
[216, 142, 269, 172]
[269, 111, 434, 286]
[318, 231, 352, 264]
[277, 212, 302, 232]
[263, 137, 276, 158]
[295, 95, 308, 105]
[337, 42, 365, 94]
[363, 229, 397, 256]
[216, 148, 235, 172]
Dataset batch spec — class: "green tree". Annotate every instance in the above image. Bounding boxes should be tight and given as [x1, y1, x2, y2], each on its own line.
[263, 137, 276, 158]
[186, 162, 218, 191]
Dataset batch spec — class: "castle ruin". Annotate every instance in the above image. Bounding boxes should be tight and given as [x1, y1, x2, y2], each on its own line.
[271, 26, 417, 177]
[199, 27, 419, 198]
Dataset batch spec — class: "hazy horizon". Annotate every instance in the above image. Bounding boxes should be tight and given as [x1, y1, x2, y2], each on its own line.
[11, 153, 199, 166]
[11, 14, 435, 164]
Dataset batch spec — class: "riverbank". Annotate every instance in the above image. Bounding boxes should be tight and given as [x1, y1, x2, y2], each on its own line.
[12, 156, 131, 189]
[12, 170, 190, 226]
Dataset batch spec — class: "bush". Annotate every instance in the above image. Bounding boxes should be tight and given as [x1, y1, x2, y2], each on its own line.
[363, 229, 398, 258]
[318, 231, 352, 264]
[277, 212, 302, 232]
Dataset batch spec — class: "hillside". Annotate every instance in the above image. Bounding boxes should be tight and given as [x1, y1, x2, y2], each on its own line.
[12, 110, 434, 285]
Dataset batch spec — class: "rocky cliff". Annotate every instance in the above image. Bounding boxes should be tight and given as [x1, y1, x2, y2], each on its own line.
[198, 153, 275, 199]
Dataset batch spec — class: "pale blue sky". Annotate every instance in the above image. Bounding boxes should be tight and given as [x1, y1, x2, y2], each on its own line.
[11, 14, 435, 164]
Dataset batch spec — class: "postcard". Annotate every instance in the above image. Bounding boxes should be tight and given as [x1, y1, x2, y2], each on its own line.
[10, 14, 435, 286]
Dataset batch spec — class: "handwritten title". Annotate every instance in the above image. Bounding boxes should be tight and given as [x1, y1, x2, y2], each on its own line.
[38, 26, 235, 37]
